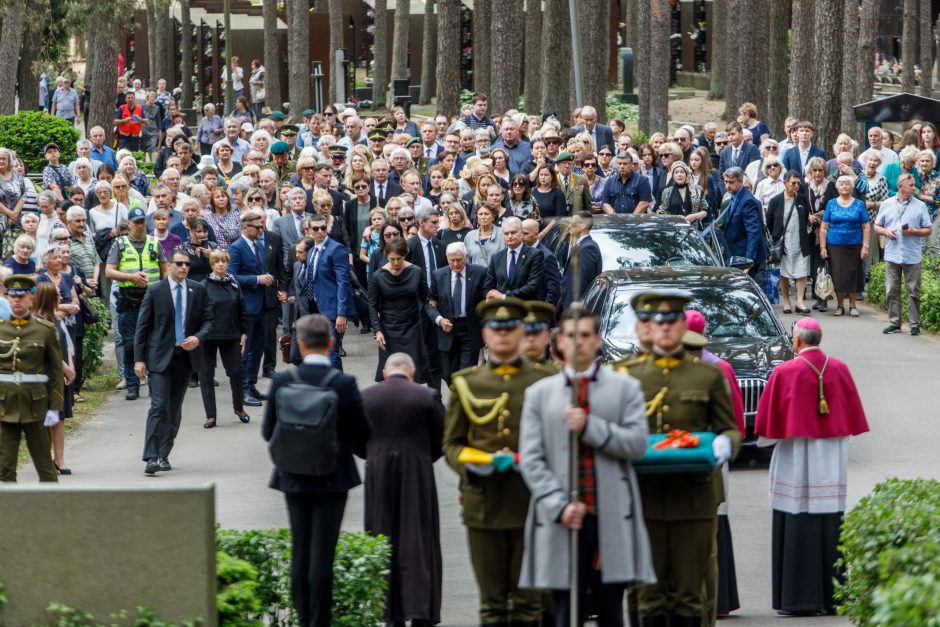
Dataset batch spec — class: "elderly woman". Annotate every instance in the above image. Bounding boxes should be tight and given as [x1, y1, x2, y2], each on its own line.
[754, 156, 786, 214]
[767, 170, 813, 313]
[863, 153, 889, 269]
[821, 176, 870, 317]
[197, 103, 225, 156]
[883, 145, 921, 196]
[310, 188, 349, 248]
[391, 106, 420, 137]
[119, 155, 152, 198]
[464, 202, 506, 266]
[72, 157, 97, 197]
[250, 129, 273, 161]
[581, 155, 606, 212]
[805, 156, 838, 311]
[37, 190, 67, 246]
[659, 161, 709, 226]
[745, 139, 780, 188]
[2, 234, 37, 274]
[213, 140, 242, 189]
[913, 149, 940, 218]
[111, 174, 145, 212]
[0, 147, 28, 256]
[88, 180, 129, 231]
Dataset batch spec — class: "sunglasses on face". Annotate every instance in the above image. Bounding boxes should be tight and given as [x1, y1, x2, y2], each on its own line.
[599, 152, 612, 157]
[400, 216, 415, 222]
[354, 185, 369, 190]
[512, 181, 525, 187]
[173, 260, 191, 267]
[583, 163, 597, 168]
[383, 232, 399, 239]
[308, 225, 328, 232]
[715, 141, 728, 147]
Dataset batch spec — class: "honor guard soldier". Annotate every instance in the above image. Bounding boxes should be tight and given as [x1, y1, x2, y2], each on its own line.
[0, 275, 64, 482]
[443, 297, 554, 626]
[623, 290, 741, 627]
[520, 300, 558, 369]
[611, 306, 655, 376]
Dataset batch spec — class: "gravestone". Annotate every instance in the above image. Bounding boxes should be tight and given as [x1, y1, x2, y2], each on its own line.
[0, 484, 216, 625]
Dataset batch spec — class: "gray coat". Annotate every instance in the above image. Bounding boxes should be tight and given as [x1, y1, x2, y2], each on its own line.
[518, 367, 657, 589]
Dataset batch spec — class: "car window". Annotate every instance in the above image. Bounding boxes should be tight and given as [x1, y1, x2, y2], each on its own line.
[606, 284, 781, 349]
[592, 227, 718, 270]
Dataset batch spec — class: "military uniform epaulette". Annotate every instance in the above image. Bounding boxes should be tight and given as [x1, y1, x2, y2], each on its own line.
[451, 364, 482, 380]
[31, 317, 55, 330]
[531, 361, 559, 375]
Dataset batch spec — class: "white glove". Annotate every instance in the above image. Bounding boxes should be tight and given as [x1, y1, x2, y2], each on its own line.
[712, 434, 732, 465]
[466, 463, 495, 476]
[43, 410, 61, 427]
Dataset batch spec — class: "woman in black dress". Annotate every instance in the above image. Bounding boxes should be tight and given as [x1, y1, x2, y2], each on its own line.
[367, 221, 405, 280]
[437, 196, 471, 246]
[368, 237, 429, 383]
[181, 219, 218, 283]
[531, 163, 567, 218]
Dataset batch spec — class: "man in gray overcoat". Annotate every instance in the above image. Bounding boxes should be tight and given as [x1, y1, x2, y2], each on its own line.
[518, 306, 657, 627]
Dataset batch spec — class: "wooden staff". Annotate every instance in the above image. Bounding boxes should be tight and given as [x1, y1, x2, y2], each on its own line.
[568, 229, 581, 627]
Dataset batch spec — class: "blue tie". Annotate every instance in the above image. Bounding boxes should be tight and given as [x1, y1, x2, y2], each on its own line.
[507, 249, 517, 284]
[174, 283, 184, 345]
[255, 241, 266, 273]
[306, 248, 318, 300]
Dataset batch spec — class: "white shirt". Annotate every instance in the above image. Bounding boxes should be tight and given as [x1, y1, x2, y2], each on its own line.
[302, 353, 331, 366]
[434, 269, 467, 325]
[418, 233, 436, 287]
[858, 146, 899, 174]
[168, 276, 187, 344]
[147, 192, 190, 215]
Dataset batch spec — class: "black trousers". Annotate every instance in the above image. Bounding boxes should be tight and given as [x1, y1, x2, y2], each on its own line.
[552, 514, 626, 627]
[142, 349, 193, 461]
[73, 333, 85, 393]
[262, 307, 279, 374]
[242, 312, 266, 392]
[199, 339, 243, 417]
[285, 491, 348, 627]
[440, 318, 476, 385]
[420, 316, 442, 392]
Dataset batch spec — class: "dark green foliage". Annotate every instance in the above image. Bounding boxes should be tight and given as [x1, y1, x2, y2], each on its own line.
[867, 257, 940, 332]
[0, 111, 80, 173]
[216, 551, 263, 626]
[216, 528, 295, 624]
[870, 572, 940, 626]
[81, 297, 109, 376]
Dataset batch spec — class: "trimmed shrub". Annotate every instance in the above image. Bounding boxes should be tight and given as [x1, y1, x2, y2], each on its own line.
[870, 572, 940, 626]
[867, 257, 940, 332]
[217, 551, 263, 626]
[81, 296, 110, 377]
[0, 111, 80, 173]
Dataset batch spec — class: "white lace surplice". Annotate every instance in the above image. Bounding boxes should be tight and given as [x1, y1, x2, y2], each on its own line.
[765, 436, 849, 514]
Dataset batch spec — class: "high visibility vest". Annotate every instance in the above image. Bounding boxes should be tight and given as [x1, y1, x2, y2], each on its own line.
[117, 104, 143, 136]
[116, 235, 161, 288]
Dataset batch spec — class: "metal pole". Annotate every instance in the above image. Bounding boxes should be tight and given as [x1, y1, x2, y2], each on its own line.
[568, 0, 585, 108]
[568, 233, 581, 627]
[223, 0, 233, 114]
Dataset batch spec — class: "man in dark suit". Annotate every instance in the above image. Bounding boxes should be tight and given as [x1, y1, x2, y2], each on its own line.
[134, 248, 213, 475]
[560, 211, 604, 308]
[310, 163, 346, 214]
[521, 217, 561, 307]
[572, 105, 615, 153]
[718, 121, 761, 175]
[721, 167, 769, 282]
[273, 188, 308, 268]
[407, 207, 448, 393]
[228, 210, 275, 405]
[262, 313, 371, 627]
[781, 120, 827, 177]
[425, 242, 486, 384]
[260, 223, 288, 379]
[370, 159, 403, 208]
[483, 217, 545, 301]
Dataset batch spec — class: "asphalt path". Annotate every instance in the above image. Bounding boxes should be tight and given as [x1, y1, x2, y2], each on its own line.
[20, 301, 940, 626]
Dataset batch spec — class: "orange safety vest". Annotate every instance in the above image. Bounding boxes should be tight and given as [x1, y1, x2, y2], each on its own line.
[117, 104, 143, 136]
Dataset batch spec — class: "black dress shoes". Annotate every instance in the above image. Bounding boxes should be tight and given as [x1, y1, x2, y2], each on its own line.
[237, 412, 251, 423]
[250, 386, 269, 401]
[243, 394, 262, 407]
[125, 390, 139, 401]
[145, 459, 159, 475]
[158, 458, 172, 472]
[262, 368, 275, 379]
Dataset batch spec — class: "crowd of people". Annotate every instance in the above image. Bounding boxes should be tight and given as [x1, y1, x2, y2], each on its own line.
[0, 82, 897, 626]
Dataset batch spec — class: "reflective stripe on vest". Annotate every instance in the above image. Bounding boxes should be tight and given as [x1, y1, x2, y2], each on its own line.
[116, 235, 161, 287]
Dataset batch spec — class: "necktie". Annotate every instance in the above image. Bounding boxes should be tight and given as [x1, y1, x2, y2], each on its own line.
[563, 177, 569, 192]
[425, 241, 435, 286]
[453, 272, 463, 317]
[305, 248, 318, 299]
[254, 241, 266, 273]
[508, 249, 517, 284]
[426, 147, 432, 158]
[174, 283, 184, 344]
[733, 147, 739, 165]
[379, 182, 385, 201]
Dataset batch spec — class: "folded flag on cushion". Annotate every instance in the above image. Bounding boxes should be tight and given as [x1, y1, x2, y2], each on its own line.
[633, 430, 716, 475]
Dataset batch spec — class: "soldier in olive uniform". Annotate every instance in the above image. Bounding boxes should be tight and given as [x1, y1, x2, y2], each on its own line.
[623, 290, 741, 627]
[443, 297, 555, 626]
[0, 275, 64, 483]
[520, 301, 558, 369]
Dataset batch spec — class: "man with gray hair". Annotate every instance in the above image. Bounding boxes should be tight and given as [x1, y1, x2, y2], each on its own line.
[482, 216, 544, 301]
[572, 104, 615, 153]
[407, 205, 447, 393]
[491, 117, 532, 173]
[426, 242, 487, 383]
[65, 206, 101, 291]
[70, 139, 100, 177]
[338, 116, 366, 149]
[602, 151, 653, 214]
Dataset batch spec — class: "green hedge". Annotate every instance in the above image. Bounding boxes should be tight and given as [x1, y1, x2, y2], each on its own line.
[81, 297, 110, 377]
[0, 111, 80, 174]
[867, 257, 940, 332]
[835, 478, 940, 626]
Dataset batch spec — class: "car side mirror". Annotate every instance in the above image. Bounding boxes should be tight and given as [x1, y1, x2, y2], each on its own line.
[729, 256, 753, 270]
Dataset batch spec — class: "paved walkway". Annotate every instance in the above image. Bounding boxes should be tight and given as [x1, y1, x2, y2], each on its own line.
[16, 301, 940, 625]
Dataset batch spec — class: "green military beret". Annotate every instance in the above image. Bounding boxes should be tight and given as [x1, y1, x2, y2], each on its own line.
[477, 297, 529, 330]
[368, 129, 387, 141]
[681, 330, 708, 349]
[405, 137, 421, 148]
[269, 111, 287, 121]
[270, 141, 291, 155]
[328, 144, 348, 158]
[276, 124, 299, 137]
[302, 109, 316, 118]
[4, 274, 36, 295]
[631, 289, 692, 323]
[554, 151, 574, 163]
[523, 301, 556, 332]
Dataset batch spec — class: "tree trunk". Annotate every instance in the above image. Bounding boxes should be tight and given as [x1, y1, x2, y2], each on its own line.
[767, 0, 789, 137]
[491, 0, 522, 112]
[788, 0, 816, 122]
[580, 0, 610, 121]
[262, 0, 282, 111]
[921, 0, 933, 95]
[812, 0, 843, 154]
[87, 23, 120, 144]
[17, 0, 44, 112]
[146, 5, 157, 83]
[523, 0, 542, 115]
[748, 0, 770, 117]
[636, 0, 650, 132]
[436, 0, 460, 117]
[625, 0, 637, 51]
[328, 0, 342, 104]
[723, 0, 743, 120]
[648, 0, 670, 133]
[540, 0, 571, 120]
[473, 0, 491, 95]
[902, 0, 917, 93]
[0, 8, 24, 114]
[390, 0, 410, 85]
[419, 0, 436, 104]
[707, 0, 725, 100]
[287, 0, 310, 113]
[372, 0, 388, 104]
[857, 0, 880, 104]
[180, 0, 194, 108]
[152, 2, 172, 87]
[841, 0, 861, 135]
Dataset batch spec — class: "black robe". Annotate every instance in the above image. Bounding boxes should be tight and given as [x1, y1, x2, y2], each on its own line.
[361, 375, 444, 624]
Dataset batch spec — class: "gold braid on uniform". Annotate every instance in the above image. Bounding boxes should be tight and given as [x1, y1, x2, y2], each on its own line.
[452, 375, 510, 426]
[0, 337, 20, 359]
[646, 387, 669, 432]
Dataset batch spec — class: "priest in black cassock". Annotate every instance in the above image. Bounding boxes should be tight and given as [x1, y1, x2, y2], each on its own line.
[362, 351, 444, 627]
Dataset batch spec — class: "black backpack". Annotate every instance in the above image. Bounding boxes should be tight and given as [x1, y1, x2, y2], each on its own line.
[268, 368, 340, 476]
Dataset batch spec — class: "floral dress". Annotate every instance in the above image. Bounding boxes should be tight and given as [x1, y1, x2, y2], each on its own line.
[0, 171, 27, 258]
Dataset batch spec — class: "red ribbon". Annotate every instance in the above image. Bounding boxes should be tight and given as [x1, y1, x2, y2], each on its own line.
[652, 429, 701, 450]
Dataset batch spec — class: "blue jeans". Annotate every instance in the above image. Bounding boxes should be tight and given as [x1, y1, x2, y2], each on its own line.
[117, 307, 141, 392]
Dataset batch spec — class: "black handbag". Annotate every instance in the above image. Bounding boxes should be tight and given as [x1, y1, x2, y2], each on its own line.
[77, 294, 99, 324]
[769, 204, 795, 265]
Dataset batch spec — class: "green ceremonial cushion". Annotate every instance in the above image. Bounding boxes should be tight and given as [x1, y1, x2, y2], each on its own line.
[632, 431, 717, 475]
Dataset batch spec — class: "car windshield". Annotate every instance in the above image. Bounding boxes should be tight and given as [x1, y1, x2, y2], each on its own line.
[606, 284, 781, 348]
[589, 227, 718, 269]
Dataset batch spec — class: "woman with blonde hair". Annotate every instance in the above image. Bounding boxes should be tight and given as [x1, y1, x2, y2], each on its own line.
[659, 161, 709, 226]
[249, 129, 272, 160]
[343, 152, 372, 197]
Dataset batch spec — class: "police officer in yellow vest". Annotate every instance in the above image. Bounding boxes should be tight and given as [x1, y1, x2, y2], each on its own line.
[0, 275, 64, 482]
[621, 290, 741, 627]
[105, 206, 165, 401]
[443, 297, 555, 626]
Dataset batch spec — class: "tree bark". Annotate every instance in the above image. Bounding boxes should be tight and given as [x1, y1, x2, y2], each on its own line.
[902, 0, 917, 93]
[180, 0, 194, 108]
[473, 0, 491, 95]
[87, 23, 120, 144]
[625, 0, 637, 51]
[491, 0, 523, 112]
[723, 0, 743, 120]
[17, 0, 44, 112]
[328, 0, 342, 104]
[262, 0, 282, 111]
[146, 5, 157, 83]
[812, 0, 843, 154]
[636, 0, 650, 133]
[707, 0, 725, 100]
[152, 2, 173, 87]
[436, 0, 460, 117]
[788, 0, 816, 122]
[0, 8, 24, 114]
[857, 0, 880, 104]
[648, 0, 670, 133]
[523, 0, 542, 114]
[372, 0, 388, 104]
[419, 0, 437, 104]
[580, 0, 610, 121]
[767, 0, 789, 137]
[920, 0, 933, 95]
[749, 0, 770, 117]
[540, 0, 571, 120]
[287, 0, 310, 113]
[390, 0, 410, 85]
[841, 0, 861, 135]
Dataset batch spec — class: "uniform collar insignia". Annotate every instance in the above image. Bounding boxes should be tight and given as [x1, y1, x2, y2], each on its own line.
[9, 315, 31, 327]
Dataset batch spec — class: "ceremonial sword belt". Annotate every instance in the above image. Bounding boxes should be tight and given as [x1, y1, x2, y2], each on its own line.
[0, 373, 50, 383]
